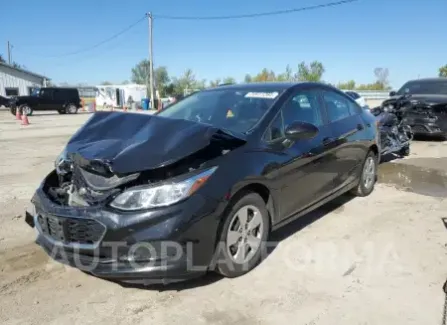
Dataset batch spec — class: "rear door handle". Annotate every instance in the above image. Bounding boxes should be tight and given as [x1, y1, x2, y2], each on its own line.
[357, 123, 364, 130]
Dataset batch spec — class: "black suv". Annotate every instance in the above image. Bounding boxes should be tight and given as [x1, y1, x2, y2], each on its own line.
[9, 87, 82, 116]
[0, 95, 10, 108]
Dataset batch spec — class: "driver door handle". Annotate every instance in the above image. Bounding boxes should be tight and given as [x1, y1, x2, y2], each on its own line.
[357, 123, 364, 130]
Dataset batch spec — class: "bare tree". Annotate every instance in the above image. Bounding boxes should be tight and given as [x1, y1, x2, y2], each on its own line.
[374, 67, 389, 88]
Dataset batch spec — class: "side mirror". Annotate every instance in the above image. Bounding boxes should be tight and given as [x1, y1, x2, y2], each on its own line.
[285, 121, 319, 140]
[389, 91, 397, 97]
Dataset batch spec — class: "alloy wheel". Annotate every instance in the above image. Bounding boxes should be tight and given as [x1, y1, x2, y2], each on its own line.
[226, 205, 263, 265]
[362, 156, 376, 190]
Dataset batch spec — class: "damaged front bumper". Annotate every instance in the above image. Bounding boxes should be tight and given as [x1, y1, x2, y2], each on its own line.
[403, 116, 446, 136]
[25, 173, 225, 285]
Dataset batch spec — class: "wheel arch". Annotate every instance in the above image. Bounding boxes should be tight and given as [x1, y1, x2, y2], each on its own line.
[369, 143, 379, 156]
[228, 182, 277, 226]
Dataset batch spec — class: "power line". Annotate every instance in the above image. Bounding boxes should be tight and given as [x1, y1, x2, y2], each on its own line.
[153, 0, 359, 20]
[29, 15, 147, 58]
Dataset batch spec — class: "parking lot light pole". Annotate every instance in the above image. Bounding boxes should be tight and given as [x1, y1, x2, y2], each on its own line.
[147, 12, 155, 110]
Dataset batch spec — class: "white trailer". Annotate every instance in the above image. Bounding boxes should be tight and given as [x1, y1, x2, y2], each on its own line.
[95, 84, 147, 108]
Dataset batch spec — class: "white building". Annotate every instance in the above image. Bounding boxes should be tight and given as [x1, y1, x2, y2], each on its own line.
[0, 61, 50, 97]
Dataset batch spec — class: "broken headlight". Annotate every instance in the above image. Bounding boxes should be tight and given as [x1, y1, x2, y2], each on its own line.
[54, 148, 72, 175]
[110, 166, 218, 210]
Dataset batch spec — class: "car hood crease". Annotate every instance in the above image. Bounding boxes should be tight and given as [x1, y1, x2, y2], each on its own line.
[65, 111, 246, 174]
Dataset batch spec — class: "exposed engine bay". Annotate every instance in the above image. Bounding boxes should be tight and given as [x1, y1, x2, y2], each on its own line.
[43, 111, 246, 207]
[45, 136, 241, 207]
[381, 96, 447, 137]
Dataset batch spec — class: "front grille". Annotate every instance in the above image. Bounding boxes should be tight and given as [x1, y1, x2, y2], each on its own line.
[37, 214, 105, 245]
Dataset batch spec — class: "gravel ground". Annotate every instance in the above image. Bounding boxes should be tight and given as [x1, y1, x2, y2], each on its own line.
[0, 110, 446, 325]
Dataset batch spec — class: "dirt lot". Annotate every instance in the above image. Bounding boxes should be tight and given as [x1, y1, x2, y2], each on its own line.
[1, 110, 446, 325]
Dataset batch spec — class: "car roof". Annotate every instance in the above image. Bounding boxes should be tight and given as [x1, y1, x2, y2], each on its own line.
[404, 77, 447, 84]
[203, 81, 333, 93]
[43, 87, 78, 91]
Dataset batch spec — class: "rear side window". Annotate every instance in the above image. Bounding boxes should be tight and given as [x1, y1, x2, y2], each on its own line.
[346, 91, 360, 99]
[323, 91, 355, 122]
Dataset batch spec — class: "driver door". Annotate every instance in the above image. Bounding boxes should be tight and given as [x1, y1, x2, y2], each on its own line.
[37, 88, 54, 110]
[269, 87, 337, 220]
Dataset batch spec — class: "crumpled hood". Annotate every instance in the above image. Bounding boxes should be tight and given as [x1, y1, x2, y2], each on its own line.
[65, 111, 246, 174]
[390, 94, 447, 105]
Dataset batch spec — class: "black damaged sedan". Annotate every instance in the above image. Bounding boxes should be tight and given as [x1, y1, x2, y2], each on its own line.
[389, 78, 447, 139]
[25, 82, 379, 284]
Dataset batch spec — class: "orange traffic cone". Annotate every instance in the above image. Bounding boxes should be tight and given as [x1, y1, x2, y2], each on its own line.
[15, 108, 21, 120]
[21, 113, 30, 126]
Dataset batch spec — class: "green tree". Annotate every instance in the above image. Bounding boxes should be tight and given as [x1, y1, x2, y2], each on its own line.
[131, 59, 150, 85]
[296, 61, 325, 82]
[154, 66, 170, 97]
[101, 81, 113, 85]
[122, 80, 130, 84]
[0, 54, 5, 63]
[253, 68, 276, 82]
[439, 64, 447, 77]
[222, 77, 236, 84]
[276, 65, 294, 81]
[209, 78, 221, 87]
[337, 80, 356, 90]
[244, 74, 252, 83]
[171, 69, 197, 96]
[12, 62, 21, 69]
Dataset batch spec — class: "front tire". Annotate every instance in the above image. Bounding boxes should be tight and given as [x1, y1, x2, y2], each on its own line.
[213, 192, 270, 278]
[19, 104, 33, 116]
[351, 150, 378, 197]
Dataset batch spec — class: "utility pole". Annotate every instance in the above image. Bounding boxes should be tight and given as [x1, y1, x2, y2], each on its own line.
[147, 12, 155, 110]
[7, 41, 12, 64]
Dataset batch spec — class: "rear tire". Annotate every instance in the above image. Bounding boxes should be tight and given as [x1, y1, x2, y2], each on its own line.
[213, 192, 270, 278]
[66, 103, 78, 114]
[350, 150, 378, 197]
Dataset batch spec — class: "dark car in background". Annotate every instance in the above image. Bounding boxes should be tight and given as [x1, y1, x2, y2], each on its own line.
[9, 87, 82, 116]
[345, 90, 368, 108]
[0, 95, 10, 108]
[389, 78, 447, 138]
[25, 82, 379, 284]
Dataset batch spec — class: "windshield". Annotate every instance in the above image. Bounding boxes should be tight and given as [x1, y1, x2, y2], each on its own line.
[397, 80, 447, 95]
[157, 88, 283, 134]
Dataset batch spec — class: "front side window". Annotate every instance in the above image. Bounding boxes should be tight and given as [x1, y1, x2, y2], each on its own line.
[263, 111, 284, 142]
[323, 90, 353, 122]
[157, 88, 284, 134]
[40, 89, 53, 99]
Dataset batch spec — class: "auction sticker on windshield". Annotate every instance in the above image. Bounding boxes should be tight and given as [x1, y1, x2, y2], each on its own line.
[245, 92, 279, 99]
